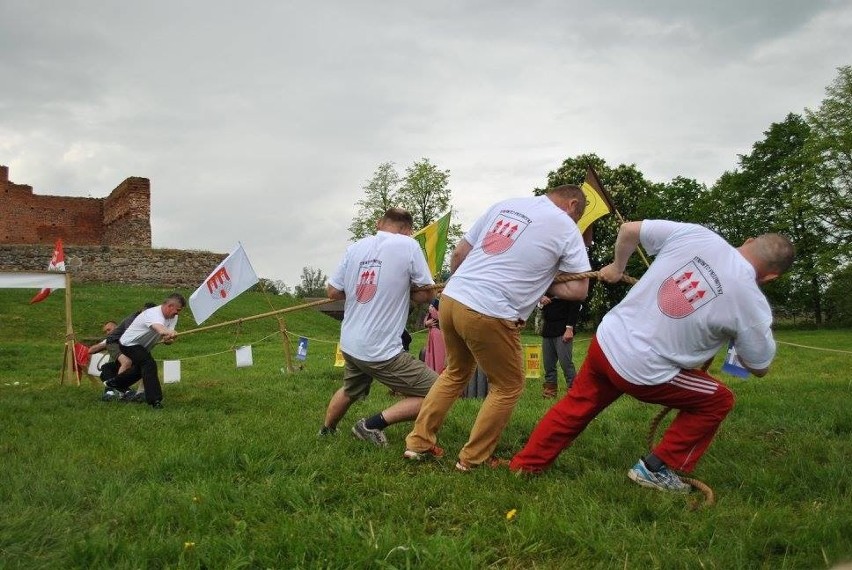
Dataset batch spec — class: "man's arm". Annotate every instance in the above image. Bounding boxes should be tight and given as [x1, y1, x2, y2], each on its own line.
[88, 340, 107, 355]
[546, 278, 588, 301]
[327, 284, 345, 301]
[151, 323, 176, 342]
[410, 287, 436, 304]
[450, 239, 473, 274]
[598, 221, 643, 283]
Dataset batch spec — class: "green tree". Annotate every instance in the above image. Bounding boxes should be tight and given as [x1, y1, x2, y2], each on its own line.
[804, 65, 852, 244]
[294, 266, 328, 298]
[398, 157, 463, 246]
[348, 162, 401, 240]
[704, 114, 833, 323]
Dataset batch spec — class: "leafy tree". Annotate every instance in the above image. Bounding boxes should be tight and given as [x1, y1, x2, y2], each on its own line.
[804, 66, 852, 245]
[251, 278, 291, 296]
[398, 157, 463, 245]
[348, 162, 401, 240]
[704, 114, 833, 323]
[294, 266, 328, 298]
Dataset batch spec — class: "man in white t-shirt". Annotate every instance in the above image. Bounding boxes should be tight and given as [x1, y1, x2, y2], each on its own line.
[405, 185, 591, 471]
[102, 293, 185, 409]
[510, 221, 795, 493]
[319, 208, 438, 446]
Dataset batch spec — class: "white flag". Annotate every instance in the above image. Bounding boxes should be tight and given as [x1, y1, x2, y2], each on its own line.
[189, 243, 259, 324]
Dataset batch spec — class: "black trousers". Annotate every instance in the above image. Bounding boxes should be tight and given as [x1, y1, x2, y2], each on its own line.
[111, 343, 163, 404]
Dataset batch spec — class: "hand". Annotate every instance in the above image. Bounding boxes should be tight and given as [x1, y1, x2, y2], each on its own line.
[562, 328, 574, 342]
[598, 263, 623, 284]
[538, 296, 551, 307]
[161, 331, 177, 343]
[424, 318, 438, 328]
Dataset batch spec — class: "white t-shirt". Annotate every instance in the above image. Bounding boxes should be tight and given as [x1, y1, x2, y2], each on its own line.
[597, 220, 776, 385]
[329, 231, 434, 362]
[444, 195, 590, 320]
[119, 305, 178, 350]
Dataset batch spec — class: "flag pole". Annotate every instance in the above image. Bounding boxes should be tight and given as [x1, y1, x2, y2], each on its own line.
[60, 272, 79, 385]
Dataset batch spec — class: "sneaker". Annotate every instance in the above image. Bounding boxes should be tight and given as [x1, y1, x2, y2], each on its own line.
[128, 391, 146, 403]
[101, 388, 125, 402]
[352, 418, 388, 447]
[121, 389, 145, 402]
[628, 459, 691, 493]
[542, 384, 558, 399]
[318, 426, 337, 436]
[150, 401, 163, 409]
[403, 445, 445, 461]
[455, 456, 508, 472]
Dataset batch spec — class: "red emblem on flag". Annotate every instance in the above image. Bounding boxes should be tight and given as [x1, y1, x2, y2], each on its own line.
[206, 267, 233, 299]
[657, 262, 716, 318]
[482, 212, 529, 255]
[355, 263, 380, 304]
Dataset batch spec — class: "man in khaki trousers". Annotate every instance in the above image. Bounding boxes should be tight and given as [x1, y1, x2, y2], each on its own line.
[405, 185, 590, 471]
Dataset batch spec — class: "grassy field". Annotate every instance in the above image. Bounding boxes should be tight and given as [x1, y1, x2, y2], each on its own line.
[1, 283, 851, 569]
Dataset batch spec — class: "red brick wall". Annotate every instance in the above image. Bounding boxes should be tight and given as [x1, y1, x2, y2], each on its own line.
[0, 166, 151, 247]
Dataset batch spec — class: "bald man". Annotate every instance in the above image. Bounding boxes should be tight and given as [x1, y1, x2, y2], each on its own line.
[510, 220, 795, 494]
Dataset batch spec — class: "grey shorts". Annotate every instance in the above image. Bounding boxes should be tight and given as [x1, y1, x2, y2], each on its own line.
[342, 351, 438, 400]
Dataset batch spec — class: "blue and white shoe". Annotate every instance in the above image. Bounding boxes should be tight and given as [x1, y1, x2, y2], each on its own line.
[628, 459, 692, 493]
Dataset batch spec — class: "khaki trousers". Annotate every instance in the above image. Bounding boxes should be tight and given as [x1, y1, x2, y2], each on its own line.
[405, 295, 525, 466]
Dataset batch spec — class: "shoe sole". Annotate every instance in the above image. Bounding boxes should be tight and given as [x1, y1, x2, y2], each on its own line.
[403, 449, 443, 461]
[627, 469, 691, 494]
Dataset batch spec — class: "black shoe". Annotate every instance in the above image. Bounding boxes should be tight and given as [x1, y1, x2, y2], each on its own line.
[102, 388, 124, 402]
[150, 401, 163, 409]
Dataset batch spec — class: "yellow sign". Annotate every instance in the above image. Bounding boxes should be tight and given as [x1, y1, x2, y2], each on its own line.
[523, 345, 541, 379]
[334, 343, 345, 367]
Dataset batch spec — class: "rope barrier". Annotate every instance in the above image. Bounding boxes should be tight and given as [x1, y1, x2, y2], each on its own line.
[777, 340, 852, 354]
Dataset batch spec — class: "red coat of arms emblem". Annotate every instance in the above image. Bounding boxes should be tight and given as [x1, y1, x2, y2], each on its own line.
[206, 267, 232, 299]
[482, 212, 529, 255]
[355, 262, 380, 304]
[657, 261, 717, 318]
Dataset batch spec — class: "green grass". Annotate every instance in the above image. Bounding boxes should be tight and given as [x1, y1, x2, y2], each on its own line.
[1, 284, 851, 569]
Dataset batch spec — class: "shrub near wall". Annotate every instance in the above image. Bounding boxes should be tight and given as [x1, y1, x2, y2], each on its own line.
[0, 245, 226, 288]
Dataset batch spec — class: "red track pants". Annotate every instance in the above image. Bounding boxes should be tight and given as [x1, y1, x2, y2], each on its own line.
[510, 336, 734, 474]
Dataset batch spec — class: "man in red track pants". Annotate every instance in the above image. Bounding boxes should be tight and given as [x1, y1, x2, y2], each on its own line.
[510, 220, 795, 493]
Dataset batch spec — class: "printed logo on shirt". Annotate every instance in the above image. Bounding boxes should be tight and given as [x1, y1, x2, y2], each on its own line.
[657, 260, 719, 318]
[481, 210, 531, 255]
[355, 259, 381, 304]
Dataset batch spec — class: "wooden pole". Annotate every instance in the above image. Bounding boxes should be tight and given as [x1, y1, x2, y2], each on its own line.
[175, 298, 335, 337]
[60, 272, 79, 386]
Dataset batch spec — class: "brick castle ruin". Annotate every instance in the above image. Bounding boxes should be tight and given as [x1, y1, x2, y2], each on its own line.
[0, 165, 225, 287]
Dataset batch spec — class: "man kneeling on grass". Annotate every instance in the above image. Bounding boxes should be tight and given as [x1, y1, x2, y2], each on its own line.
[102, 293, 185, 409]
[509, 221, 795, 493]
[319, 208, 438, 446]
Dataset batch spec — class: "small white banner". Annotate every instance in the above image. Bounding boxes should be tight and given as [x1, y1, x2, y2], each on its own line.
[0, 271, 67, 289]
[235, 345, 253, 368]
[163, 360, 181, 383]
[88, 353, 109, 377]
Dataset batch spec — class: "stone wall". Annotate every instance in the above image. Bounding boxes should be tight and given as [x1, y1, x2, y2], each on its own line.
[0, 165, 151, 247]
[0, 244, 226, 288]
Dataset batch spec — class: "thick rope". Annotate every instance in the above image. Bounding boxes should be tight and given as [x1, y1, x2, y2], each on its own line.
[647, 407, 715, 508]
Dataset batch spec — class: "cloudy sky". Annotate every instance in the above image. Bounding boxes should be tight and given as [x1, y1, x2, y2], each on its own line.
[2, 1, 849, 288]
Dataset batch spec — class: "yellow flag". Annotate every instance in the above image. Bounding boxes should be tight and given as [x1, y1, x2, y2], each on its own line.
[412, 211, 451, 278]
[576, 166, 617, 234]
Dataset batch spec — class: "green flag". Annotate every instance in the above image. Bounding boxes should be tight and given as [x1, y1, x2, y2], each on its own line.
[412, 211, 451, 278]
